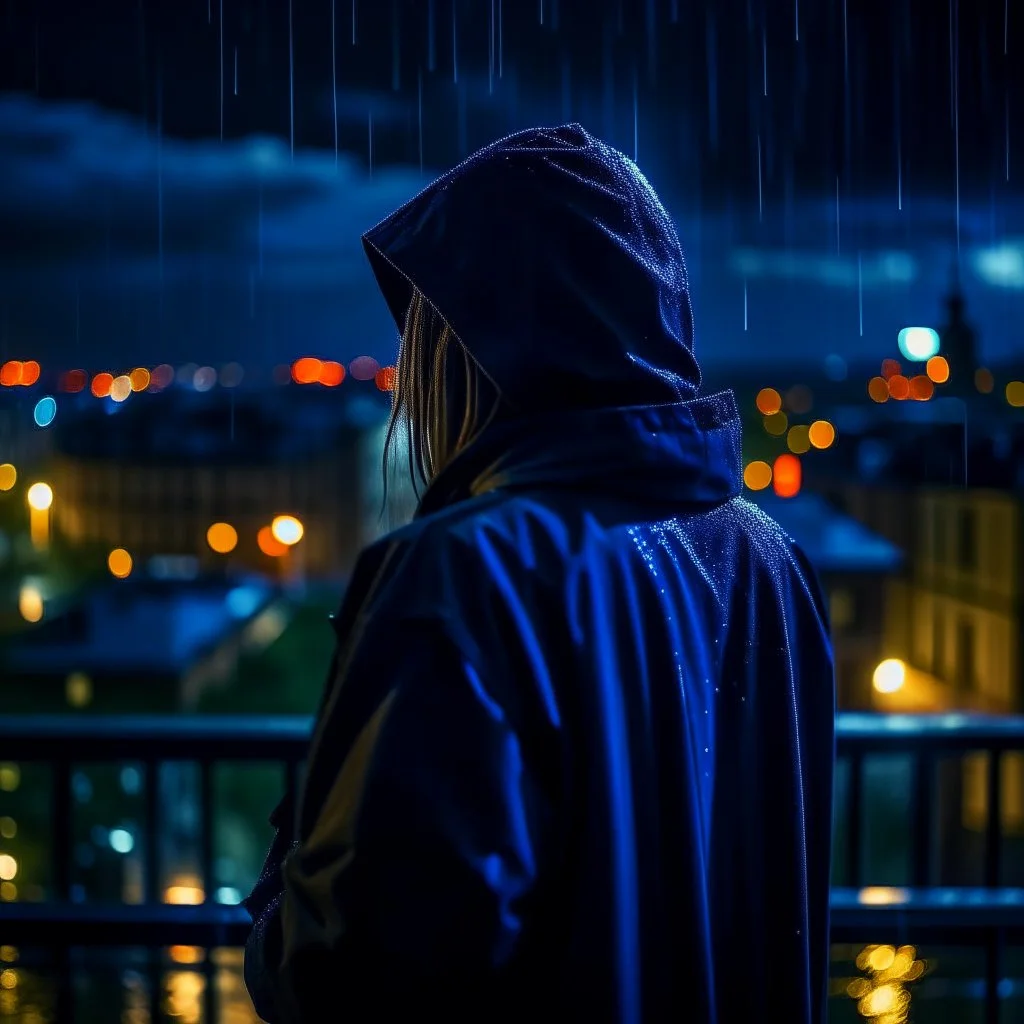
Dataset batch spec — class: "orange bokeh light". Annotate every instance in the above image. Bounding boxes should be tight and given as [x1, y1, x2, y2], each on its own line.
[772, 454, 802, 499]
[926, 355, 949, 384]
[291, 357, 323, 384]
[867, 376, 889, 403]
[0, 361, 21, 387]
[318, 360, 345, 386]
[129, 367, 151, 392]
[90, 372, 114, 398]
[375, 366, 396, 392]
[755, 387, 782, 416]
[909, 375, 934, 401]
[887, 374, 910, 400]
[257, 525, 288, 557]
[19, 361, 40, 386]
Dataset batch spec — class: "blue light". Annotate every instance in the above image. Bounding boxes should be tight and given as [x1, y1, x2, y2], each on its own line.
[897, 327, 940, 362]
[33, 396, 57, 428]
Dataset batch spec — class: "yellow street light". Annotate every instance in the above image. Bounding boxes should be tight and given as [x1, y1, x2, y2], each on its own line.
[26, 482, 53, 511]
[271, 515, 304, 546]
[872, 658, 906, 694]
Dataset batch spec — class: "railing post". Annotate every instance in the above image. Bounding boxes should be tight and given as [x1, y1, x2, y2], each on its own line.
[846, 752, 863, 888]
[985, 750, 1003, 887]
[909, 754, 934, 887]
[144, 760, 161, 903]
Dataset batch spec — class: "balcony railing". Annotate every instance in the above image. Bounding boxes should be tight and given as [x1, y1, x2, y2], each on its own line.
[1, 712, 1024, 1023]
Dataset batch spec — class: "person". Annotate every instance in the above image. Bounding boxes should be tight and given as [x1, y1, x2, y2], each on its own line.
[243, 123, 835, 1024]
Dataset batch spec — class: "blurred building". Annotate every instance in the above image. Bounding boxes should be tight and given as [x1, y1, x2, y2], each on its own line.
[2, 573, 282, 711]
[47, 385, 395, 579]
[754, 493, 903, 710]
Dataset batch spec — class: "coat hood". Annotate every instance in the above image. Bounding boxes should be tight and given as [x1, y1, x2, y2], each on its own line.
[362, 123, 701, 412]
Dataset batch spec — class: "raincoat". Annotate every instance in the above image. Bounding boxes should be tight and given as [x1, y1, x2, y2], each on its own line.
[243, 123, 835, 1024]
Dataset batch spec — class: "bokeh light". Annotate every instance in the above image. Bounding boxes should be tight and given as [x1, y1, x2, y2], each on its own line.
[26, 482, 53, 511]
[150, 364, 175, 391]
[887, 374, 910, 400]
[375, 366, 396, 392]
[291, 357, 322, 384]
[763, 411, 788, 436]
[206, 522, 239, 554]
[19, 361, 40, 386]
[897, 326, 940, 361]
[873, 658, 906, 694]
[349, 355, 380, 381]
[107, 548, 133, 579]
[62, 369, 87, 393]
[908, 375, 934, 401]
[867, 377, 889, 403]
[109, 375, 132, 403]
[18, 585, 43, 623]
[0, 464, 15, 492]
[193, 366, 217, 392]
[881, 358, 902, 380]
[271, 515, 304, 546]
[0, 361, 21, 387]
[808, 420, 836, 449]
[220, 362, 245, 388]
[129, 367, 151, 392]
[772, 454, 802, 498]
[91, 372, 114, 398]
[785, 385, 813, 414]
[32, 397, 57, 428]
[1007, 381, 1024, 407]
[743, 460, 772, 491]
[975, 368, 994, 393]
[257, 525, 288, 557]
[926, 355, 949, 384]
[319, 361, 345, 386]
[755, 387, 782, 416]
[786, 425, 810, 454]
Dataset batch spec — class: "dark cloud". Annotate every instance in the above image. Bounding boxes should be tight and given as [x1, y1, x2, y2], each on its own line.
[0, 94, 1021, 373]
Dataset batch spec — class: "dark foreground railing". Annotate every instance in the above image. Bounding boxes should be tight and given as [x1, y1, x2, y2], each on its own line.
[1, 711, 1023, 1023]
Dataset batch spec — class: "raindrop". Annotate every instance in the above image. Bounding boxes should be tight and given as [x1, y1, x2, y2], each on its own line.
[288, 0, 295, 158]
[331, 0, 339, 166]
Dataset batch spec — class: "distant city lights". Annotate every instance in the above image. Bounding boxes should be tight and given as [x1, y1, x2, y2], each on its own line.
[17, 585, 43, 623]
[897, 327, 940, 362]
[26, 483, 53, 512]
[108, 548, 133, 579]
[873, 658, 906, 694]
[755, 387, 782, 416]
[32, 396, 57, 428]
[207, 522, 239, 554]
[257, 525, 288, 557]
[271, 515, 304, 546]
[772, 454, 802, 498]
[743, 460, 772, 491]
[925, 355, 949, 384]
[110, 375, 132, 403]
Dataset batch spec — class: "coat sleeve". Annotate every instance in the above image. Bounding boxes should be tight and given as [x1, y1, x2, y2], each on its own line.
[268, 618, 548, 1023]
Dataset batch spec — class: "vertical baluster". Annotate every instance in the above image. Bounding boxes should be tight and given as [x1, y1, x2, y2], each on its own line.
[985, 750, 1003, 887]
[909, 754, 933, 886]
[144, 759, 162, 1024]
[199, 760, 217, 1024]
[846, 752, 864, 888]
[51, 759, 74, 1022]
[985, 927, 1004, 1024]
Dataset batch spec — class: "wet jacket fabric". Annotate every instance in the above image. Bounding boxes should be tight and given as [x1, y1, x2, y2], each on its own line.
[243, 124, 835, 1024]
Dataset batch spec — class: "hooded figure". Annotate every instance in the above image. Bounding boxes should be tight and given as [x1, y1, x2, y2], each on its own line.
[243, 124, 835, 1024]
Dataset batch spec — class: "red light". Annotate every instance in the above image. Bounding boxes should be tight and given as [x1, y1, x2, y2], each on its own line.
[19, 361, 40, 386]
[91, 372, 114, 398]
[375, 366, 396, 392]
[62, 369, 87, 393]
[0, 361, 22, 387]
[318, 361, 345, 387]
[291, 357, 322, 384]
[772, 454, 802, 499]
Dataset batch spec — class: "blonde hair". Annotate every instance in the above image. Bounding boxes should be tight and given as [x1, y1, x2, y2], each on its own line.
[382, 290, 500, 505]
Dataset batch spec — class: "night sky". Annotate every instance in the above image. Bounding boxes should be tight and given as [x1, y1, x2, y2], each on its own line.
[0, 0, 1022, 374]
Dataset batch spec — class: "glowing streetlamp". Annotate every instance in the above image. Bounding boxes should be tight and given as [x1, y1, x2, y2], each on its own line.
[270, 515, 303, 546]
[26, 482, 53, 550]
[271, 515, 305, 594]
[872, 659, 906, 695]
